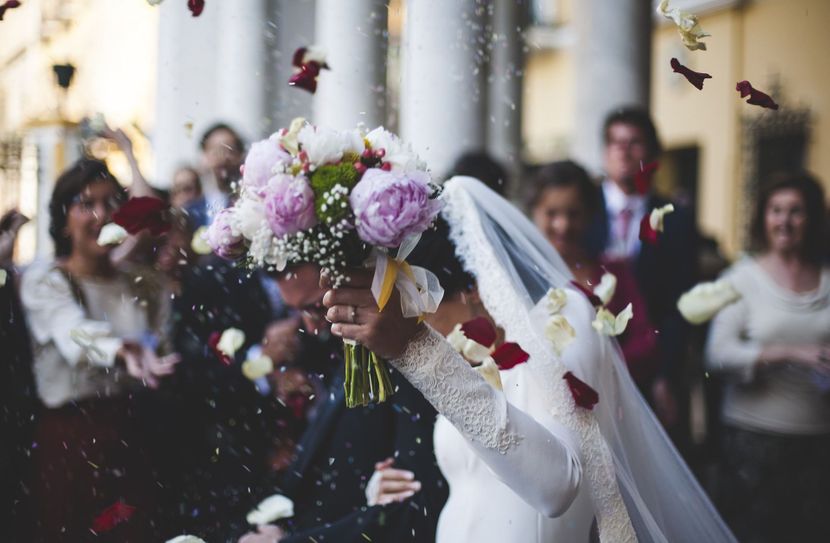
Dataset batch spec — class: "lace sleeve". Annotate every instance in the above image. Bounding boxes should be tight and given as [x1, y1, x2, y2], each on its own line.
[392, 325, 582, 517]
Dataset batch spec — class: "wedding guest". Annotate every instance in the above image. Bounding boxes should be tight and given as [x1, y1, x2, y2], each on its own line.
[446, 150, 509, 196]
[530, 160, 660, 386]
[170, 165, 203, 209]
[706, 172, 830, 542]
[585, 107, 699, 440]
[20, 159, 180, 542]
[238, 264, 447, 543]
[186, 123, 245, 228]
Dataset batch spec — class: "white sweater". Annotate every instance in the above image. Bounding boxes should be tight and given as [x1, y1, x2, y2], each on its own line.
[705, 258, 830, 435]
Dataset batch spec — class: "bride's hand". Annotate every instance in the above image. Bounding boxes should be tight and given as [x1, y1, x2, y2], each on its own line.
[323, 269, 425, 359]
[366, 457, 422, 506]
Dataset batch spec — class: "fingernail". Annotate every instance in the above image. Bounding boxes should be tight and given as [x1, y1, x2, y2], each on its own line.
[331, 324, 342, 337]
[404, 471, 415, 480]
[412, 481, 421, 490]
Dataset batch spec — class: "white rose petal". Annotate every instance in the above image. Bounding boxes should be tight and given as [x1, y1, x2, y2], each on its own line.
[242, 355, 274, 381]
[446, 324, 467, 352]
[593, 272, 617, 306]
[232, 194, 266, 241]
[301, 45, 328, 65]
[217, 328, 246, 358]
[445, 323, 493, 363]
[476, 357, 503, 390]
[364, 126, 427, 172]
[247, 493, 294, 525]
[0, 269, 6, 288]
[649, 204, 675, 232]
[279, 117, 306, 156]
[677, 278, 741, 324]
[298, 125, 364, 166]
[545, 288, 568, 315]
[592, 303, 634, 336]
[657, 0, 710, 51]
[191, 226, 212, 255]
[165, 536, 206, 543]
[97, 223, 128, 246]
[545, 314, 576, 355]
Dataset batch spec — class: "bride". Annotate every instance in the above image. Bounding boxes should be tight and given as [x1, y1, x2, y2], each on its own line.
[324, 176, 735, 542]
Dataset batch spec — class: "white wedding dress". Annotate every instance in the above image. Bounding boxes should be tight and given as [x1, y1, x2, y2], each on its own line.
[387, 177, 736, 543]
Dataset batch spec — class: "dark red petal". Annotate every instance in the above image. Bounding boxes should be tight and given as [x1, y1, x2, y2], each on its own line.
[187, 0, 204, 17]
[736, 80, 779, 110]
[0, 0, 21, 21]
[670, 58, 712, 91]
[112, 196, 171, 235]
[91, 501, 136, 533]
[208, 331, 232, 366]
[569, 280, 602, 307]
[292, 47, 307, 68]
[460, 316, 497, 348]
[288, 65, 320, 94]
[563, 371, 599, 410]
[491, 342, 529, 370]
[638, 213, 659, 245]
[634, 160, 659, 195]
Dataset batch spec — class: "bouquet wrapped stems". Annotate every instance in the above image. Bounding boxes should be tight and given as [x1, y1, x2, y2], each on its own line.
[343, 341, 394, 408]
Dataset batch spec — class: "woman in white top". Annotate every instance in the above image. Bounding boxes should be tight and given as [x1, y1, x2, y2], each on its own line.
[706, 172, 830, 542]
[325, 177, 735, 542]
[21, 159, 179, 542]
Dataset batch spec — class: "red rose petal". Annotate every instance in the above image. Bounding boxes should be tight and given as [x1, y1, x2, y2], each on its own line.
[491, 342, 529, 370]
[187, 0, 204, 17]
[91, 501, 136, 533]
[460, 316, 497, 348]
[563, 371, 599, 410]
[670, 58, 712, 91]
[112, 196, 171, 236]
[208, 331, 232, 366]
[292, 47, 308, 68]
[634, 160, 659, 195]
[569, 280, 602, 308]
[0, 0, 21, 21]
[638, 213, 659, 245]
[736, 80, 779, 110]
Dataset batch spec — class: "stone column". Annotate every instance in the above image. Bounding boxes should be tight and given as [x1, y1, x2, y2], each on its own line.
[313, 0, 388, 130]
[572, 0, 652, 174]
[401, 0, 490, 178]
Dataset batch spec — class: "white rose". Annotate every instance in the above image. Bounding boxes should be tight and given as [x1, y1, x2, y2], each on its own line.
[190, 226, 212, 255]
[545, 288, 569, 315]
[364, 127, 427, 172]
[217, 328, 245, 358]
[545, 314, 576, 355]
[298, 125, 364, 166]
[593, 272, 617, 306]
[649, 204, 675, 232]
[247, 494, 295, 526]
[165, 536, 206, 543]
[475, 357, 503, 390]
[97, 223, 128, 246]
[592, 303, 634, 336]
[242, 355, 274, 381]
[677, 278, 741, 324]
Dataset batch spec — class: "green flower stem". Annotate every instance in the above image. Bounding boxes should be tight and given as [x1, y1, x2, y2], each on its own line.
[342, 343, 395, 408]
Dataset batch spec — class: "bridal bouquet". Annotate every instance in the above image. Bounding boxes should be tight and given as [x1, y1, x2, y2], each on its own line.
[206, 118, 444, 407]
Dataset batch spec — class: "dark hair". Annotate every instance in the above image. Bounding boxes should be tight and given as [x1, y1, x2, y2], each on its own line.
[602, 106, 662, 158]
[199, 123, 245, 153]
[407, 217, 474, 298]
[749, 171, 827, 262]
[446, 151, 509, 196]
[526, 160, 599, 216]
[49, 159, 126, 257]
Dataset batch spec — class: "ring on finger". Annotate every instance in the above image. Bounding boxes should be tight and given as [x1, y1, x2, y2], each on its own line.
[349, 305, 358, 324]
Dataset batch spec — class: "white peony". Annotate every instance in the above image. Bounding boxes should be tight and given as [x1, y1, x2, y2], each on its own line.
[242, 355, 274, 381]
[545, 314, 576, 355]
[298, 124, 364, 166]
[231, 193, 267, 241]
[677, 278, 741, 324]
[592, 303, 634, 336]
[97, 223, 128, 246]
[475, 357, 503, 390]
[545, 288, 568, 315]
[247, 494, 295, 525]
[593, 272, 617, 306]
[649, 204, 675, 232]
[217, 328, 245, 358]
[364, 127, 427, 172]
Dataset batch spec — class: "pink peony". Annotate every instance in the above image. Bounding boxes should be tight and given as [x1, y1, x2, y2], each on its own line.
[206, 208, 245, 260]
[349, 168, 441, 248]
[263, 174, 317, 237]
[243, 137, 292, 191]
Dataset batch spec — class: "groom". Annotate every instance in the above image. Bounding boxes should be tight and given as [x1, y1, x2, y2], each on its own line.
[239, 264, 447, 543]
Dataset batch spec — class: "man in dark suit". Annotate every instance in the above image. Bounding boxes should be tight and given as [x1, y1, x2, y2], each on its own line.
[585, 107, 699, 449]
[239, 264, 447, 543]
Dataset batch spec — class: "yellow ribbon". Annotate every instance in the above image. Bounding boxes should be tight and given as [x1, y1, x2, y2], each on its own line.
[376, 257, 420, 316]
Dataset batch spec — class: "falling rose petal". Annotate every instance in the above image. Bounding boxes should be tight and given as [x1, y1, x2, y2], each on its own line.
[460, 316, 497, 348]
[563, 371, 599, 410]
[649, 204, 675, 232]
[670, 58, 712, 90]
[545, 287, 568, 314]
[491, 342, 529, 370]
[446, 320, 494, 363]
[677, 278, 741, 324]
[476, 357, 503, 390]
[91, 501, 136, 533]
[736, 80, 780, 110]
[217, 328, 245, 358]
[592, 304, 634, 336]
[112, 196, 171, 235]
[288, 47, 329, 94]
[187, 0, 204, 17]
[634, 161, 659, 195]
[657, 0, 710, 51]
[569, 280, 602, 307]
[190, 226, 212, 255]
[593, 272, 617, 306]
[97, 223, 128, 246]
[208, 331, 232, 366]
[545, 314, 576, 355]
[242, 355, 274, 381]
[247, 494, 295, 525]
[0, 1, 21, 21]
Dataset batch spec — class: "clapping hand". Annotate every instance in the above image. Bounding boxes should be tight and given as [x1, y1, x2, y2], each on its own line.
[118, 342, 180, 388]
[238, 524, 285, 543]
[365, 457, 422, 506]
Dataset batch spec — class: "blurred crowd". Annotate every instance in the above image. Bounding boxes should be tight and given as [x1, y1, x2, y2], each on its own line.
[1, 107, 828, 543]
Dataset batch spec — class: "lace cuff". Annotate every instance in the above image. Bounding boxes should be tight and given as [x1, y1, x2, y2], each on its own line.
[392, 325, 520, 453]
